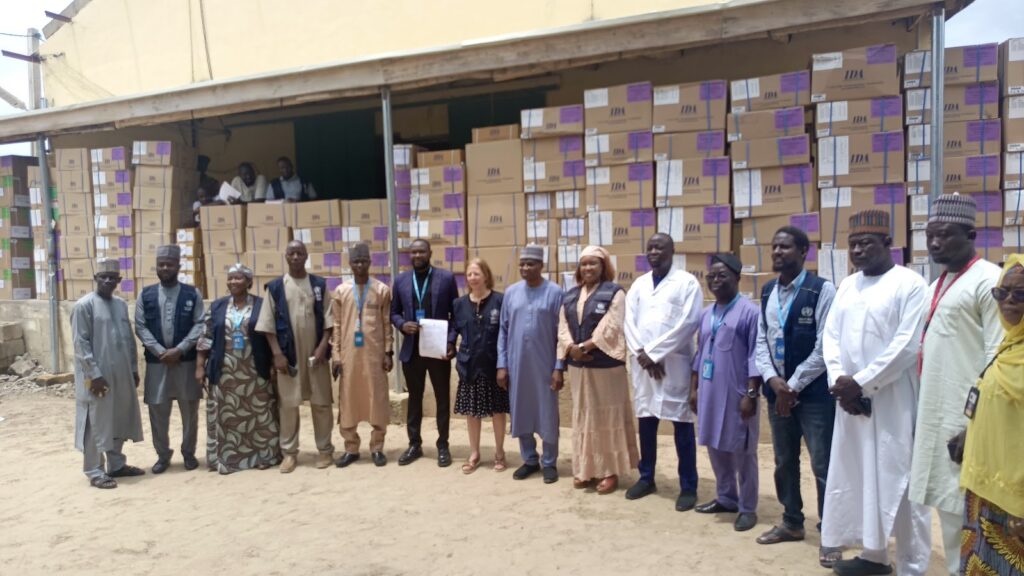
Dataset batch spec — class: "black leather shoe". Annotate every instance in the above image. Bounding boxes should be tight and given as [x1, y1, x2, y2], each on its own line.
[183, 456, 199, 471]
[832, 557, 893, 576]
[513, 463, 540, 480]
[695, 500, 739, 514]
[152, 460, 170, 474]
[335, 452, 360, 468]
[542, 466, 558, 484]
[675, 492, 697, 511]
[437, 448, 452, 468]
[734, 512, 758, 532]
[625, 479, 657, 500]
[372, 451, 387, 467]
[398, 445, 423, 466]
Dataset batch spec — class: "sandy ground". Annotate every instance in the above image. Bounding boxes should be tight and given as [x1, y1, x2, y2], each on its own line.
[0, 393, 948, 576]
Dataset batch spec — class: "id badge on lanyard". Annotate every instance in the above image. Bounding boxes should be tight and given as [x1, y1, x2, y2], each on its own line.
[774, 337, 786, 362]
[701, 358, 714, 380]
[416, 309, 425, 322]
[232, 331, 245, 350]
[354, 330, 365, 348]
[963, 384, 980, 419]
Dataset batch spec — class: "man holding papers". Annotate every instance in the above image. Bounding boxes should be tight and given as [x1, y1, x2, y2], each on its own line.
[390, 239, 460, 468]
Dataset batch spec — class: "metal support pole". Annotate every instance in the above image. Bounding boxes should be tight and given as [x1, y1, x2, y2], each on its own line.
[381, 87, 404, 394]
[928, 8, 945, 280]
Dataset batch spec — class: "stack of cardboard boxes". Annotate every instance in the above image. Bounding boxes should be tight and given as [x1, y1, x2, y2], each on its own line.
[27, 162, 57, 299]
[55, 148, 109, 300]
[338, 198, 392, 285]
[201, 202, 247, 297]
[0, 156, 37, 300]
[1003, 38, 1024, 257]
[410, 150, 467, 278]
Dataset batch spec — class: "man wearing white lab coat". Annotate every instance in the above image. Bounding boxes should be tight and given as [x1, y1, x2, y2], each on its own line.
[623, 233, 703, 511]
[821, 210, 932, 576]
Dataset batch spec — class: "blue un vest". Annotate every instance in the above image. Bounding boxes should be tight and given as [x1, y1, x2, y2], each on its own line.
[205, 296, 272, 385]
[265, 275, 326, 368]
[141, 283, 200, 364]
[760, 273, 830, 403]
[563, 281, 625, 369]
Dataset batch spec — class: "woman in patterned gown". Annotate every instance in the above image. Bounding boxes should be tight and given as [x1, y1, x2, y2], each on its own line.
[196, 264, 281, 474]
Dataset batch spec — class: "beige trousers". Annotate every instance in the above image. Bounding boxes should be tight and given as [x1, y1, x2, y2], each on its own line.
[340, 424, 386, 454]
[279, 404, 335, 455]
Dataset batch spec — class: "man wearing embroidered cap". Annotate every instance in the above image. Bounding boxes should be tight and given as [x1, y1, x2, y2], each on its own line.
[135, 245, 206, 474]
[910, 193, 1003, 575]
[73, 258, 144, 488]
[821, 210, 932, 576]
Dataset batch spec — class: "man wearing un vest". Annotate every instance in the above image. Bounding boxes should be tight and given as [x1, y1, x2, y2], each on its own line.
[265, 156, 317, 202]
[135, 245, 206, 474]
[751, 227, 839, 566]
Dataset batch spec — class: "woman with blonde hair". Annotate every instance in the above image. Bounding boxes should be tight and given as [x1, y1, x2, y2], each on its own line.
[452, 258, 508, 473]
[557, 245, 639, 494]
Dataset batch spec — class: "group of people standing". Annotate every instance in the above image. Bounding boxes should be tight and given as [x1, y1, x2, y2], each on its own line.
[71, 192, 1023, 576]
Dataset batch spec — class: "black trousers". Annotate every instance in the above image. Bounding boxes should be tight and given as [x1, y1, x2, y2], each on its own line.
[402, 354, 452, 449]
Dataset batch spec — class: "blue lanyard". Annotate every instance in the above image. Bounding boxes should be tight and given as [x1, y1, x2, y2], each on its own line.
[776, 270, 807, 331]
[412, 268, 432, 309]
[710, 294, 740, 344]
[227, 300, 250, 333]
[354, 281, 369, 329]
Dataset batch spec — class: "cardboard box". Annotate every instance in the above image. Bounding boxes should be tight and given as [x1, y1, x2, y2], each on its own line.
[525, 218, 558, 246]
[410, 165, 466, 195]
[588, 209, 656, 251]
[1006, 96, 1024, 152]
[520, 105, 585, 138]
[585, 82, 653, 135]
[524, 192, 555, 221]
[58, 235, 95, 260]
[653, 131, 726, 160]
[132, 141, 193, 167]
[652, 80, 727, 133]
[817, 132, 904, 188]
[904, 83, 999, 125]
[0, 267, 35, 300]
[0, 156, 36, 179]
[199, 204, 245, 231]
[733, 165, 817, 219]
[133, 209, 183, 234]
[907, 119, 1002, 160]
[417, 150, 463, 169]
[604, 248, 646, 290]
[465, 140, 522, 196]
[730, 70, 811, 113]
[94, 212, 133, 235]
[656, 205, 733, 254]
[814, 97, 903, 138]
[429, 246, 467, 274]
[0, 238, 33, 270]
[92, 169, 132, 195]
[299, 252, 340, 276]
[467, 193, 526, 248]
[522, 159, 586, 193]
[740, 213, 822, 245]
[133, 187, 185, 212]
[95, 234, 133, 259]
[58, 213, 94, 236]
[653, 157, 730, 207]
[132, 165, 181, 190]
[63, 258, 104, 280]
[56, 148, 91, 172]
[341, 199, 386, 227]
[294, 227, 347, 253]
[940, 154, 1002, 193]
[392, 144, 425, 169]
[205, 253, 245, 280]
[730, 134, 810, 170]
[740, 244, 818, 273]
[556, 217, 587, 246]
[90, 147, 129, 171]
[178, 242, 201, 258]
[247, 227, 293, 253]
[246, 202, 290, 228]
[133, 233, 173, 257]
[739, 272, 776, 301]
[556, 245, 583, 273]
[467, 246, 532, 291]
[1004, 225, 1024, 251]
[202, 229, 246, 254]
[820, 185, 907, 248]
[405, 219, 465, 246]
[1006, 190, 1023, 226]
[552, 190, 588, 219]
[909, 191, 1002, 230]
[1003, 38, 1024, 96]
[57, 170, 92, 195]
[902, 44, 1000, 88]
[810, 44, 900, 103]
[587, 163, 654, 211]
[93, 188, 134, 213]
[472, 124, 519, 144]
[0, 177, 30, 209]
[521, 136, 584, 164]
[408, 191, 465, 222]
[1006, 152, 1024, 189]
[1, 206, 33, 230]
[726, 107, 806, 142]
[911, 228, 1003, 263]
[584, 131, 653, 167]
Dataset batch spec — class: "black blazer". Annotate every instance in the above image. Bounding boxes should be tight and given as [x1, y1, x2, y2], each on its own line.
[389, 267, 460, 363]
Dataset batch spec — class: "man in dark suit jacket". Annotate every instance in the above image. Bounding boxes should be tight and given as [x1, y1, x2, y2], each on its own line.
[390, 239, 459, 467]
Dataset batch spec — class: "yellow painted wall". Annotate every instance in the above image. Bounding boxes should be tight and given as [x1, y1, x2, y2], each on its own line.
[41, 0, 730, 106]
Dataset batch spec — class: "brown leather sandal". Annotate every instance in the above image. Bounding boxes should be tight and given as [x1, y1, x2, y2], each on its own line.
[596, 475, 618, 494]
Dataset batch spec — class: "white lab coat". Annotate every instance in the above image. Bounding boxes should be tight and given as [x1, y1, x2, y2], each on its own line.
[624, 268, 703, 423]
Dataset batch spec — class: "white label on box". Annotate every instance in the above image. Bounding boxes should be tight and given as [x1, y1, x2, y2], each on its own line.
[559, 245, 581, 266]
[397, 222, 410, 235]
[912, 229, 928, 251]
[410, 192, 431, 213]
[655, 160, 683, 198]
[733, 169, 763, 208]
[1007, 153, 1023, 174]
[29, 187, 40, 205]
[410, 168, 430, 189]
[732, 160, 748, 170]
[906, 88, 930, 112]
[34, 248, 46, 262]
[586, 167, 610, 186]
[393, 146, 411, 167]
[10, 257, 29, 270]
[731, 105, 747, 114]
[409, 221, 429, 238]
[527, 193, 551, 212]
[132, 142, 146, 158]
[817, 101, 848, 124]
[561, 218, 585, 238]
[907, 159, 932, 182]
[341, 227, 360, 242]
[657, 207, 685, 241]
[181, 245, 196, 257]
[908, 125, 930, 147]
[1006, 190, 1023, 214]
[820, 187, 853, 209]
[1005, 226, 1024, 247]
[818, 249, 849, 285]
[1008, 180, 1023, 189]
[911, 194, 931, 217]
[586, 134, 610, 155]
[95, 215, 108, 229]
[556, 191, 580, 211]
[94, 193, 108, 209]
[523, 160, 546, 182]
[90, 149, 102, 164]
[12, 288, 31, 299]
[589, 211, 614, 246]
[812, 52, 843, 71]
[92, 171, 107, 186]
[584, 88, 609, 109]
[1010, 38, 1024, 61]
[730, 78, 760, 101]
[652, 125, 666, 134]
[1009, 96, 1024, 119]
[818, 136, 850, 177]
[31, 209, 42, 227]
[653, 86, 680, 106]
[904, 51, 931, 74]
[527, 220, 549, 240]
[294, 229, 311, 243]
[727, 132, 741, 142]
[95, 236, 110, 249]
[521, 109, 543, 129]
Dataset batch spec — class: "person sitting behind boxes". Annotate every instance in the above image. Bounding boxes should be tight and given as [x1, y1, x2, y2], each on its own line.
[231, 162, 267, 204]
[266, 156, 317, 203]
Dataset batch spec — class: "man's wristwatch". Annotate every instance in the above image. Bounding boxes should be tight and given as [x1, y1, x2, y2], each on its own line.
[745, 388, 759, 399]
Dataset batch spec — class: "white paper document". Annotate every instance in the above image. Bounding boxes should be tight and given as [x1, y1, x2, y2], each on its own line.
[417, 319, 449, 360]
[217, 182, 242, 203]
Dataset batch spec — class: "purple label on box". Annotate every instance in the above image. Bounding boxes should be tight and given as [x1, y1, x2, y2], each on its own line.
[442, 166, 463, 183]
[120, 279, 135, 292]
[443, 193, 464, 210]
[965, 83, 998, 105]
[117, 193, 132, 206]
[783, 165, 812, 184]
[323, 227, 343, 242]
[155, 142, 171, 156]
[399, 252, 412, 267]
[700, 81, 726, 101]
[703, 158, 730, 177]
[119, 257, 133, 271]
[326, 277, 343, 292]
[790, 213, 820, 233]
[396, 186, 411, 203]
[963, 44, 997, 67]
[890, 248, 905, 266]
[443, 220, 463, 236]
[872, 132, 903, 153]
[967, 120, 1001, 142]
[115, 171, 130, 183]
[976, 228, 1002, 248]
[972, 193, 1002, 212]
[697, 131, 724, 151]
[630, 209, 656, 227]
[874, 185, 906, 204]
[777, 136, 809, 156]
[866, 44, 896, 64]
[636, 256, 652, 273]
[0, 157, 9, 168]
[454, 274, 466, 291]
[966, 155, 1000, 177]
[628, 132, 653, 150]
[373, 226, 388, 242]
[371, 252, 389, 267]
[559, 136, 582, 153]
[111, 147, 125, 161]
[560, 105, 583, 124]
[397, 203, 411, 219]
[445, 246, 466, 262]
[870, 96, 902, 117]
[394, 169, 411, 187]
[703, 205, 731, 224]
[774, 108, 803, 130]
[118, 236, 133, 249]
[324, 253, 342, 267]
[806, 245, 818, 262]
[116, 215, 131, 228]
[780, 71, 810, 93]
[626, 82, 652, 102]
[563, 160, 586, 178]
[628, 163, 654, 181]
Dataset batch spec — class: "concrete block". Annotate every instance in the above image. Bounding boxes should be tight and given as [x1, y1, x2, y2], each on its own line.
[8, 355, 36, 377]
[0, 322, 23, 342]
[35, 372, 74, 386]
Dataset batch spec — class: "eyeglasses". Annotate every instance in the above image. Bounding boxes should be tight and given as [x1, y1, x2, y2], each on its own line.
[991, 287, 1024, 304]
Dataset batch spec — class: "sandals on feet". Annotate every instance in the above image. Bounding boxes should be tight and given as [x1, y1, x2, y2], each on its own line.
[756, 525, 805, 545]
[493, 452, 507, 472]
[90, 476, 117, 489]
[462, 455, 481, 475]
[819, 546, 843, 568]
